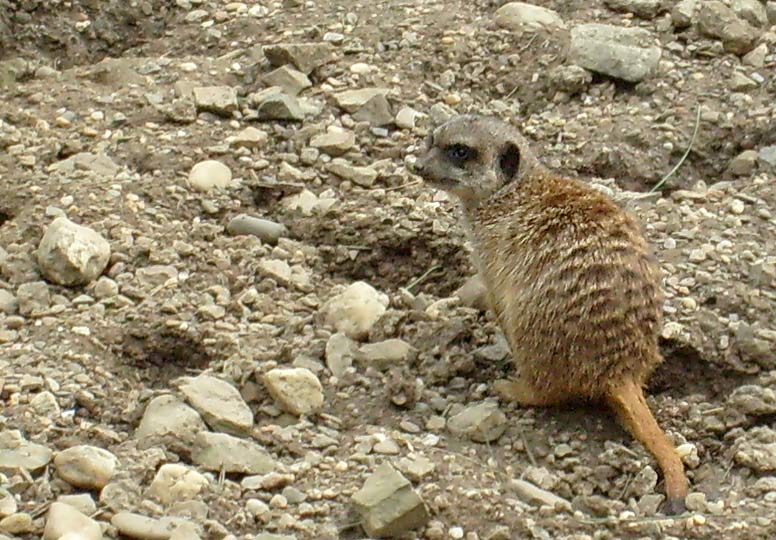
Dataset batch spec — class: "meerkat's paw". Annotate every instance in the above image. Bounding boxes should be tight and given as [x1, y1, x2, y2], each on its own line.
[493, 378, 550, 407]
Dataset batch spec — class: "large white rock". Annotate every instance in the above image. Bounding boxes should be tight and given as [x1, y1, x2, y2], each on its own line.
[43, 502, 102, 540]
[148, 464, 209, 505]
[321, 281, 389, 340]
[263, 367, 324, 416]
[135, 395, 207, 447]
[191, 432, 276, 474]
[37, 217, 111, 287]
[187, 160, 232, 192]
[568, 23, 662, 82]
[494, 3, 565, 33]
[54, 445, 118, 490]
[180, 375, 253, 436]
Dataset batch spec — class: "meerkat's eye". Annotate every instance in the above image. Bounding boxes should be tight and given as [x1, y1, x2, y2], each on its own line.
[445, 144, 476, 165]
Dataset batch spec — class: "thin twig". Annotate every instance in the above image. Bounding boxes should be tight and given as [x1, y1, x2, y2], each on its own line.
[519, 33, 539, 52]
[405, 265, 442, 292]
[618, 472, 634, 500]
[30, 501, 52, 519]
[650, 103, 702, 193]
[575, 514, 685, 525]
[521, 432, 538, 468]
[385, 179, 422, 192]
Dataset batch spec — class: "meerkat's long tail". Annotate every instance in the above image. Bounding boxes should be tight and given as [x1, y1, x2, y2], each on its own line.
[605, 379, 689, 514]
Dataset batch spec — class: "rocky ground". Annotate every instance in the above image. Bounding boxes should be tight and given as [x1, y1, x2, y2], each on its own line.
[1, 1, 775, 539]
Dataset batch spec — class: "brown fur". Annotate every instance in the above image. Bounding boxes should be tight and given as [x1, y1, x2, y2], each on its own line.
[413, 114, 689, 513]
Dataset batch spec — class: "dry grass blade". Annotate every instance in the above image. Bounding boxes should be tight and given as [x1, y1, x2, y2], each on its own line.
[650, 104, 702, 193]
[405, 265, 442, 292]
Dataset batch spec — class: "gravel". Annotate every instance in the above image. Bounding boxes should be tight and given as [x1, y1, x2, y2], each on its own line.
[0, 0, 774, 538]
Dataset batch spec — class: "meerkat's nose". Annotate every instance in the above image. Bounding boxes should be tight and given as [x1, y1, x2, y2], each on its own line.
[410, 156, 427, 176]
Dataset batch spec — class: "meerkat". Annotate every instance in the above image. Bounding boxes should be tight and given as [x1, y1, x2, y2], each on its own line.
[412, 114, 689, 514]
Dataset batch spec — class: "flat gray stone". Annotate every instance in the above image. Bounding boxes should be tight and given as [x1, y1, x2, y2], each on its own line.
[568, 23, 661, 82]
[310, 130, 356, 156]
[327, 159, 378, 187]
[136, 395, 207, 446]
[180, 375, 253, 436]
[732, 0, 769, 27]
[698, 1, 761, 54]
[192, 86, 238, 116]
[742, 43, 768, 67]
[508, 479, 571, 510]
[395, 454, 436, 482]
[49, 152, 120, 177]
[356, 339, 417, 370]
[258, 259, 292, 285]
[191, 432, 276, 474]
[332, 88, 390, 114]
[37, 217, 111, 287]
[253, 88, 306, 121]
[671, 0, 698, 28]
[758, 145, 776, 169]
[768, 1, 776, 24]
[352, 93, 394, 127]
[263, 42, 335, 75]
[262, 65, 311, 96]
[0, 289, 18, 315]
[447, 401, 507, 443]
[730, 71, 758, 91]
[0, 430, 53, 473]
[230, 127, 268, 148]
[16, 281, 51, 316]
[727, 149, 758, 175]
[325, 332, 357, 378]
[351, 462, 429, 538]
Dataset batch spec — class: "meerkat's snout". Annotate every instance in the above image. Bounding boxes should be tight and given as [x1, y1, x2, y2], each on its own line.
[412, 134, 477, 190]
[409, 154, 429, 177]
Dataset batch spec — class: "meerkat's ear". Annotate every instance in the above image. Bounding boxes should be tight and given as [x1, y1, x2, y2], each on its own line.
[498, 142, 521, 181]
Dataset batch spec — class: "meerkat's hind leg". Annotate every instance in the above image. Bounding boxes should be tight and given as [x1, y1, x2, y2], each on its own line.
[605, 378, 689, 515]
[493, 378, 558, 407]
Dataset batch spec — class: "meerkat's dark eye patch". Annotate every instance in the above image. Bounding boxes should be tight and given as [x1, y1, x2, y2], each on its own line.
[499, 142, 520, 180]
[444, 144, 477, 165]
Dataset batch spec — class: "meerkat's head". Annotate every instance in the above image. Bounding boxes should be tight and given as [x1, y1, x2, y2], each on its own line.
[412, 114, 536, 207]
